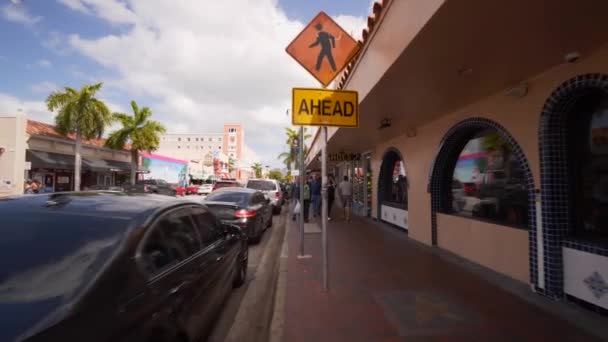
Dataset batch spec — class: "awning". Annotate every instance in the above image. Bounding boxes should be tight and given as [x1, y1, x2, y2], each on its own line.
[27, 150, 74, 170]
[26, 150, 131, 172]
[82, 158, 131, 172]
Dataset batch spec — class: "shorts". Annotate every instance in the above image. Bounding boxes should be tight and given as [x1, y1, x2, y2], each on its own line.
[341, 195, 352, 207]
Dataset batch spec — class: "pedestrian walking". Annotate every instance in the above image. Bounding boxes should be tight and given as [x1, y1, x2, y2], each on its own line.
[311, 175, 322, 218]
[327, 177, 335, 221]
[303, 179, 311, 223]
[339, 176, 352, 222]
[24, 179, 34, 194]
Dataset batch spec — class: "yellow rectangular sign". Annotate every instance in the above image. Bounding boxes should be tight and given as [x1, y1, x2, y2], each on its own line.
[292, 88, 358, 128]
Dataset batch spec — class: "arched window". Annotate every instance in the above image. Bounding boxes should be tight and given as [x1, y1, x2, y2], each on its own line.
[569, 96, 608, 238]
[378, 149, 407, 209]
[447, 129, 529, 228]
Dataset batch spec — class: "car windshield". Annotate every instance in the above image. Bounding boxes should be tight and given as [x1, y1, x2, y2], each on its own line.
[205, 192, 250, 206]
[0, 210, 127, 339]
[247, 180, 276, 191]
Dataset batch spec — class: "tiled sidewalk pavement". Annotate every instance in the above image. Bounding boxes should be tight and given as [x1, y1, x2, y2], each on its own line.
[282, 215, 603, 342]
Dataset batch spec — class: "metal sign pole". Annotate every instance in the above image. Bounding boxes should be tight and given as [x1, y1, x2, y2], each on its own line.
[298, 126, 305, 257]
[321, 125, 328, 291]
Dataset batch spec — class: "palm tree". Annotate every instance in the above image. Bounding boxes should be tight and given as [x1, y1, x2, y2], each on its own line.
[105, 100, 166, 185]
[46, 83, 113, 191]
[251, 162, 263, 178]
[228, 157, 236, 173]
[283, 127, 312, 170]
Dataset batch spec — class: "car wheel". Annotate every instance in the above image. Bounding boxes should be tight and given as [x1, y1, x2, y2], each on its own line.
[233, 250, 248, 288]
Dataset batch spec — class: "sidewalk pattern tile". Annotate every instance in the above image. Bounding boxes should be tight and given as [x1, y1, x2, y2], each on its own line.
[283, 217, 601, 342]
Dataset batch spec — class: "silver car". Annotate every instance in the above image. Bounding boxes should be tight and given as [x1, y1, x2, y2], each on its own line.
[245, 179, 284, 214]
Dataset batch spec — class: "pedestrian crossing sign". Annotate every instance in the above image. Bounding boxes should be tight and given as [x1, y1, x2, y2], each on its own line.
[286, 11, 361, 87]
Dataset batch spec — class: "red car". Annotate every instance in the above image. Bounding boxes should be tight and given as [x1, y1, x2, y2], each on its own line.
[173, 185, 186, 196]
[185, 185, 199, 195]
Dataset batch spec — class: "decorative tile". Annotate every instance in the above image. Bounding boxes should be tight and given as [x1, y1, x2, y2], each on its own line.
[583, 271, 608, 300]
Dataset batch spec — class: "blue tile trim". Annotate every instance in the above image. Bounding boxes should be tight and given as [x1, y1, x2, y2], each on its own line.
[427, 117, 537, 287]
[539, 73, 608, 300]
[563, 239, 608, 257]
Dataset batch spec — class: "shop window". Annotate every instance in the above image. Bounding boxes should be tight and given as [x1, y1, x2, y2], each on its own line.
[569, 97, 608, 239]
[448, 130, 528, 228]
[379, 150, 407, 210]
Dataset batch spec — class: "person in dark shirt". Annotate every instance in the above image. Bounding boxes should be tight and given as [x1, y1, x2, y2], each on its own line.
[311, 175, 322, 218]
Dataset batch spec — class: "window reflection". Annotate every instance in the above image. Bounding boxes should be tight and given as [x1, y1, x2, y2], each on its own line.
[449, 130, 528, 228]
[383, 159, 407, 208]
[575, 99, 608, 238]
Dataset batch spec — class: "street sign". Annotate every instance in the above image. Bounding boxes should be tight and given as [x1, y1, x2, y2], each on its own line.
[292, 88, 358, 127]
[286, 12, 361, 87]
[291, 170, 300, 176]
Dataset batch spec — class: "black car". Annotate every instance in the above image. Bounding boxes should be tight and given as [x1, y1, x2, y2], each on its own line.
[204, 187, 272, 243]
[0, 192, 248, 342]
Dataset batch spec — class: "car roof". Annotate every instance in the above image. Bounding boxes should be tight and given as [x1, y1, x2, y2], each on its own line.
[213, 187, 256, 193]
[0, 191, 201, 228]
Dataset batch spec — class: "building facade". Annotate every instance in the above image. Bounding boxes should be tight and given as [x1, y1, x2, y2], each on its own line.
[0, 117, 133, 196]
[306, 0, 608, 314]
[157, 123, 245, 180]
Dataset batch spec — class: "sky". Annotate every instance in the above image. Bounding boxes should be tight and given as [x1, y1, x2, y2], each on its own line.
[0, 0, 372, 168]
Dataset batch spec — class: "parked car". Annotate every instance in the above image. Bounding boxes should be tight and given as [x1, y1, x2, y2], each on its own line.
[245, 179, 284, 214]
[174, 185, 186, 196]
[198, 183, 214, 196]
[204, 187, 272, 243]
[185, 185, 199, 195]
[212, 180, 239, 191]
[0, 192, 248, 342]
[127, 179, 176, 196]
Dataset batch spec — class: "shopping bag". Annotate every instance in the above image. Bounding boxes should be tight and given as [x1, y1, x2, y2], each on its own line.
[293, 200, 301, 214]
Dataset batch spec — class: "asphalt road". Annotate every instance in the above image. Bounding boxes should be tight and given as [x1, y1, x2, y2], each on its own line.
[206, 210, 284, 342]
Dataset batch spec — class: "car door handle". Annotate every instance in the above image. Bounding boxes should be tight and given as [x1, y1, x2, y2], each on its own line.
[169, 282, 188, 295]
[216, 256, 223, 262]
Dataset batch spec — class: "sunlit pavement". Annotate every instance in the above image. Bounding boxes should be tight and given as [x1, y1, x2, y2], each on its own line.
[282, 214, 601, 342]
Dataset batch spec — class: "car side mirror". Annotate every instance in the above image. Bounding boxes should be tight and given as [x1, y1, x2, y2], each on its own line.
[222, 223, 242, 236]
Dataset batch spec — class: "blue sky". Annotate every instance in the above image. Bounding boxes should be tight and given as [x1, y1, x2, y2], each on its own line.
[0, 0, 371, 167]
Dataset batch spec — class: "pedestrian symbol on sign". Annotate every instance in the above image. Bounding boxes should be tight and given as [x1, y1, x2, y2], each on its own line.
[309, 23, 336, 72]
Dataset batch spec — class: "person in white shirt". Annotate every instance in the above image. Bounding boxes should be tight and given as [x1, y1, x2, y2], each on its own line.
[338, 176, 352, 222]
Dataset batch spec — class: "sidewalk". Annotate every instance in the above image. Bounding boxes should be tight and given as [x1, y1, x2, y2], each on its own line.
[282, 214, 603, 341]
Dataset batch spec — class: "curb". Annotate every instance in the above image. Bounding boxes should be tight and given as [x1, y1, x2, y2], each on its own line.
[269, 212, 290, 342]
[225, 210, 287, 342]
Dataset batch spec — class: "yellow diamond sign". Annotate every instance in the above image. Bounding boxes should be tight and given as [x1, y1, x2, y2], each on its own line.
[292, 88, 358, 128]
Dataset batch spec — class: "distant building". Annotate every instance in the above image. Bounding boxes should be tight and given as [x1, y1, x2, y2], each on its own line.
[157, 123, 245, 180]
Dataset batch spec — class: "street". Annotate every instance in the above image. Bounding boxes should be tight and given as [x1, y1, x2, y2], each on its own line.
[207, 202, 286, 342]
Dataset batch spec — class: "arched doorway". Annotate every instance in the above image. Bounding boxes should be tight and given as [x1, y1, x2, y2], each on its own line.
[540, 74, 608, 312]
[377, 148, 408, 230]
[428, 118, 536, 282]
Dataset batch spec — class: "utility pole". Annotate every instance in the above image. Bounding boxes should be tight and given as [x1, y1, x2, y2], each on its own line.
[298, 126, 306, 257]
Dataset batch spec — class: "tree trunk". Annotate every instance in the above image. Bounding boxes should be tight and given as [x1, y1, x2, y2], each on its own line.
[74, 131, 82, 191]
[131, 150, 138, 185]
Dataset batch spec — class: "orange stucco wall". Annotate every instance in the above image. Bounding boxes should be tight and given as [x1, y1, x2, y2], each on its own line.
[368, 45, 608, 282]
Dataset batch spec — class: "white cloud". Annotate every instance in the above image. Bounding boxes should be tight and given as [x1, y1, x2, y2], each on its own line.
[57, 0, 137, 25]
[35, 59, 52, 68]
[1, 2, 41, 26]
[58, 0, 365, 167]
[29, 81, 59, 94]
[334, 14, 367, 41]
[0, 92, 53, 123]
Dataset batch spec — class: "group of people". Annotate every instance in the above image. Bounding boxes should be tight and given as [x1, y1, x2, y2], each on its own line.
[24, 179, 42, 194]
[290, 174, 352, 223]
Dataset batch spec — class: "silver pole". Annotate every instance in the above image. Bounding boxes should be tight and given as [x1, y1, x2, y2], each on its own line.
[321, 126, 328, 291]
[298, 126, 305, 256]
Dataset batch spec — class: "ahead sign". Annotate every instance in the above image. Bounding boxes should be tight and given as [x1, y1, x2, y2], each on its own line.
[292, 88, 358, 127]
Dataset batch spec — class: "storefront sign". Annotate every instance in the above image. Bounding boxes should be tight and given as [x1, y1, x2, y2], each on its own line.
[328, 152, 361, 162]
[292, 88, 358, 127]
